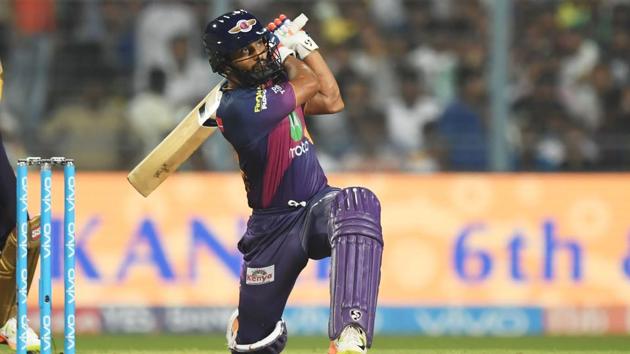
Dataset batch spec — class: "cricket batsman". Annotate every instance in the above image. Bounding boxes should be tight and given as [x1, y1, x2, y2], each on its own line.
[0, 59, 42, 351]
[203, 10, 383, 354]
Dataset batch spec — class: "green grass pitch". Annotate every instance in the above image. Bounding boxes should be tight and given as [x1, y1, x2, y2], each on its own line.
[1, 335, 629, 353]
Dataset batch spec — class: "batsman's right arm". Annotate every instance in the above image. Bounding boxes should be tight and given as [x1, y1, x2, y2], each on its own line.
[302, 50, 344, 115]
[268, 15, 344, 114]
[284, 55, 320, 107]
[270, 14, 343, 114]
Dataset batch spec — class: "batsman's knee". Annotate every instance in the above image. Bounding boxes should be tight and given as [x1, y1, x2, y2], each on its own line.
[226, 309, 288, 354]
[330, 187, 383, 245]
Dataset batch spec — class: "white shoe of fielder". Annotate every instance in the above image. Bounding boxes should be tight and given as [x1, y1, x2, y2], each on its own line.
[328, 325, 367, 354]
[0, 317, 41, 351]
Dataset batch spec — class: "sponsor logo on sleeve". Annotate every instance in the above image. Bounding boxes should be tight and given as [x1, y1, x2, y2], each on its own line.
[246, 265, 275, 285]
[254, 87, 268, 112]
[271, 84, 285, 95]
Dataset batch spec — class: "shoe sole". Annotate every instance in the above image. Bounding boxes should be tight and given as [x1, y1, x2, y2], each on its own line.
[329, 341, 367, 354]
[330, 344, 366, 354]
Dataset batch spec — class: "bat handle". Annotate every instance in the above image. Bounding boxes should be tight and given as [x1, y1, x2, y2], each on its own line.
[289, 13, 308, 32]
[268, 13, 308, 35]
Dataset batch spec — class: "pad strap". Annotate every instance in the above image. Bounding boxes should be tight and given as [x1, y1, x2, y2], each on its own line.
[226, 309, 287, 353]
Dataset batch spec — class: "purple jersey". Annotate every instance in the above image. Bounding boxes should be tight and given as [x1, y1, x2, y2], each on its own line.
[215, 81, 328, 209]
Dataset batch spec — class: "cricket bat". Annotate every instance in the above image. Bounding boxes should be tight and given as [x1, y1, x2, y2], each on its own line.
[127, 81, 223, 197]
[127, 13, 309, 197]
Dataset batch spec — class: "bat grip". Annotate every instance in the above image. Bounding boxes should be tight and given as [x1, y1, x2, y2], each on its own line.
[288, 13, 308, 34]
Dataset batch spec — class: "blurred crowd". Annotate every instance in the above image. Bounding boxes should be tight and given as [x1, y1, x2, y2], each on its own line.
[0, 0, 629, 172]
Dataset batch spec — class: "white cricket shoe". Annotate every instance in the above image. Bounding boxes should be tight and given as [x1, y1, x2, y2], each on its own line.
[328, 325, 367, 354]
[0, 317, 41, 351]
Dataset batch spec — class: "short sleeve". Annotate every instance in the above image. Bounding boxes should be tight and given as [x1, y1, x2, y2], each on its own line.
[250, 81, 296, 129]
[220, 81, 297, 147]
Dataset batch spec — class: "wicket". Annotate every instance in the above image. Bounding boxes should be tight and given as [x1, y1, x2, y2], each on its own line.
[16, 157, 76, 354]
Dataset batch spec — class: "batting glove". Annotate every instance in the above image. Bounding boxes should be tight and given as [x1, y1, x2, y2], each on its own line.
[277, 45, 296, 63]
[268, 29, 296, 63]
[268, 15, 319, 59]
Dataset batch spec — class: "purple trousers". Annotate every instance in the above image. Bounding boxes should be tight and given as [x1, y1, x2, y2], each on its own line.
[235, 186, 383, 352]
[235, 187, 338, 347]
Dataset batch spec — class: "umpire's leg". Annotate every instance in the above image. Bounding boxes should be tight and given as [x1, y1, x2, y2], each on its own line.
[0, 136, 40, 326]
[0, 216, 40, 325]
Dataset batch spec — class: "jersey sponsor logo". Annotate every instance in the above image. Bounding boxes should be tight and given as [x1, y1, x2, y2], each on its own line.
[289, 111, 303, 141]
[245, 265, 275, 285]
[289, 140, 310, 159]
[288, 111, 309, 159]
[254, 87, 268, 112]
[31, 223, 41, 240]
[228, 19, 257, 34]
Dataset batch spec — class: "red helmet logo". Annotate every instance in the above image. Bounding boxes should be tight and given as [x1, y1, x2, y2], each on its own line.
[229, 19, 257, 34]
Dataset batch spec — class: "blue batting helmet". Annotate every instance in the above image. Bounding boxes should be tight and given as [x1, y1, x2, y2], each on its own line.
[203, 9, 284, 86]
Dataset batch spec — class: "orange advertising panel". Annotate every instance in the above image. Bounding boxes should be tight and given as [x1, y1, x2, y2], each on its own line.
[24, 173, 630, 308]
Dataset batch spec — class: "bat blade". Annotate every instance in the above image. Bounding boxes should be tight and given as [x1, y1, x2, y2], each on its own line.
[127, 81, 224, 197]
